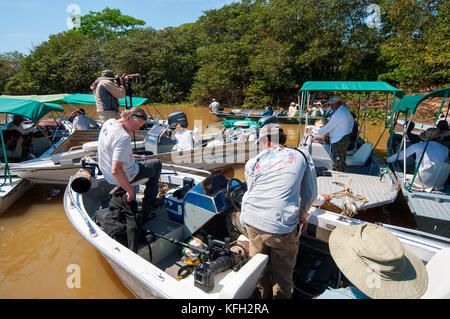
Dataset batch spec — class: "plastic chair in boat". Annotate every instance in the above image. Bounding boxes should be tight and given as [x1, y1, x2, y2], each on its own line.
[408, 160, 450, 192]
[345, 142, 373, 166]
[421, 248, 450, 299]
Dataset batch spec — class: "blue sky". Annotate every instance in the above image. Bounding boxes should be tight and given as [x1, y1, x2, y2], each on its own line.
[0, 0, 236, 54]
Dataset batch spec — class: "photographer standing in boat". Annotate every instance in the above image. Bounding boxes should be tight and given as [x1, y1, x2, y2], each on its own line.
[91, 70, 127, 123]
[98, 107, 164, 213]
[311, 95, 354, 171]
[240, 124, 318, 299]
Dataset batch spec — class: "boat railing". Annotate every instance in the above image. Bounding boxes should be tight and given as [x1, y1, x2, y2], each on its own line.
[160, 163, 211, 176]
[376, 221, 450, 245]
[66, 177, 98, 237]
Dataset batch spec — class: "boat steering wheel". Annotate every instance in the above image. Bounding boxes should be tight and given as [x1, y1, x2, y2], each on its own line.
[225, 178, 247, 211]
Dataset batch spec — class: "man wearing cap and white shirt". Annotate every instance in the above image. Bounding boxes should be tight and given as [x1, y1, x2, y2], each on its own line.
[311, 95, 354, 171]
[209, 99, 222, 113]
[317, 223, 428, 299]
[387, 127, 448, 170]
[90, 70, 127, 123]
[240, 123, 318, 299]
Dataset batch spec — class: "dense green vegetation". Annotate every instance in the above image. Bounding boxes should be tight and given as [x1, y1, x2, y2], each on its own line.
[0, 1, 448, 108]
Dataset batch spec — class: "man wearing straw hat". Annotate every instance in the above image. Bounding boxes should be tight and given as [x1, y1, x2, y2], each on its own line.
[311, 95, 354, 171]
[91, 69, 127, 123]
[240, 123, 318, 299]
[317, 223, 428, 299]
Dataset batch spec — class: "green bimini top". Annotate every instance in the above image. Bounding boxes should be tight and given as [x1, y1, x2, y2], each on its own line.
[64, 94, 148, 107]
[0, 98, 64, 123]
[0, 94, 70, 104]
[393, 87, 450, 115]
[298, 81, 404, 98]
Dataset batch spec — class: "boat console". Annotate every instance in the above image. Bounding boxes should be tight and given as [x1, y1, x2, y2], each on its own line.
[183, 173, 245, 235]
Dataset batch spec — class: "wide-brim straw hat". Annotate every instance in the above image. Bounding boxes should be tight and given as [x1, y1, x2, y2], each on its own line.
[329, 223, 428, 299]
[419, 127, 443, 141]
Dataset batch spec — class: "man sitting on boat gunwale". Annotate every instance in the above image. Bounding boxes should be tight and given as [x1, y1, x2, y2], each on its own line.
[97, 107, 164, 214]
[311, 95, 354, 171]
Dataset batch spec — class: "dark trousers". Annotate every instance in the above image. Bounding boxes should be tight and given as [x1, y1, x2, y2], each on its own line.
[331, 133, 351, 172]
[131, 159, 162, 205]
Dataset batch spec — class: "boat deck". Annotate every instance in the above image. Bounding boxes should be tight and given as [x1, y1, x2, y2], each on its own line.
[402, 183, 450, 237]
[317, 170, 397, 210]
[0, 177, 33, 214]
[308, 141, 398, 211]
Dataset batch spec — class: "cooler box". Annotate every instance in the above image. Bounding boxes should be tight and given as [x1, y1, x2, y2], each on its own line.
[165, 192, 185, 224]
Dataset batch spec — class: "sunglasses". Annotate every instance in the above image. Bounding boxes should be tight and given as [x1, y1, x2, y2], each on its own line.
[132, 114, 147, 121]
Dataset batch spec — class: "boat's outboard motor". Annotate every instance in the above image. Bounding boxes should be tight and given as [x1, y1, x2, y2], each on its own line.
[168, 112, 188, 129]
[258, 115, 278, 127]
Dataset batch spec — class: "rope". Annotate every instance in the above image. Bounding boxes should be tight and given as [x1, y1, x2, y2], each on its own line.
[328, 176, 369, 217]
[158, 182, 169, 198]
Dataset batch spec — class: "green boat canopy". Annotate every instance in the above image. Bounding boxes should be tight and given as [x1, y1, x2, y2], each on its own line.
[298, 81, 404, 98]
[64, 94, 148, 107]
[393, 87, 450, 115]
[0, 94, 70, 104]
[0, 98, 64, 123]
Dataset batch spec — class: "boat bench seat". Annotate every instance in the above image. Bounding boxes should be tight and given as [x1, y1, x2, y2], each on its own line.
[82, 141, 98, 152]
[345, 142, 373, 166]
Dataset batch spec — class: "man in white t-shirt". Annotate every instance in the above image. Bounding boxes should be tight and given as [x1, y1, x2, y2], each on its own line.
[98, 107, 163, 213]
[312, 95, 354, 171]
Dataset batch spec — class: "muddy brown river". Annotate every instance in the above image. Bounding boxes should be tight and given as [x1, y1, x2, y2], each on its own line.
[0, 105, 412, 298]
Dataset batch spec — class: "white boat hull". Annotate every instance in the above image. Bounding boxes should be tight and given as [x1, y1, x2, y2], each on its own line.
[64, 171, 269, 299]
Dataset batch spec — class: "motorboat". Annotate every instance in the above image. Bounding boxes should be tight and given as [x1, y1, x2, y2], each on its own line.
[0, 96, 73, 213]
[64, 161, 450, 299]
[297, 81, 404, 215]
[4, 93, 156, 186]
[386, 87, 450, 237]
[211, 107, 322, 124]
[64, 164, 269, 298]
[142, 112, 278, 171]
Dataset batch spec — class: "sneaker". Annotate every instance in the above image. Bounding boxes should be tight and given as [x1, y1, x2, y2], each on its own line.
[142, 197, 165, 214]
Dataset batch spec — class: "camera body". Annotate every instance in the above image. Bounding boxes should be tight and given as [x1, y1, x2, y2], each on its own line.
[194, 254, 236, 292]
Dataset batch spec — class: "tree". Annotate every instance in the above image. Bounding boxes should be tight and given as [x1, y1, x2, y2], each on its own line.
[76, 7, 146, 40]
[5, 32, 102, 94]
[0, 51, 25, 94]
[378, 0, 449, 90]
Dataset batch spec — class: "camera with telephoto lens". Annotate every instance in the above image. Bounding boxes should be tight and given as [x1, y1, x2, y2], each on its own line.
[116, 73, 148, 85]
[194, 254, 236, 292]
